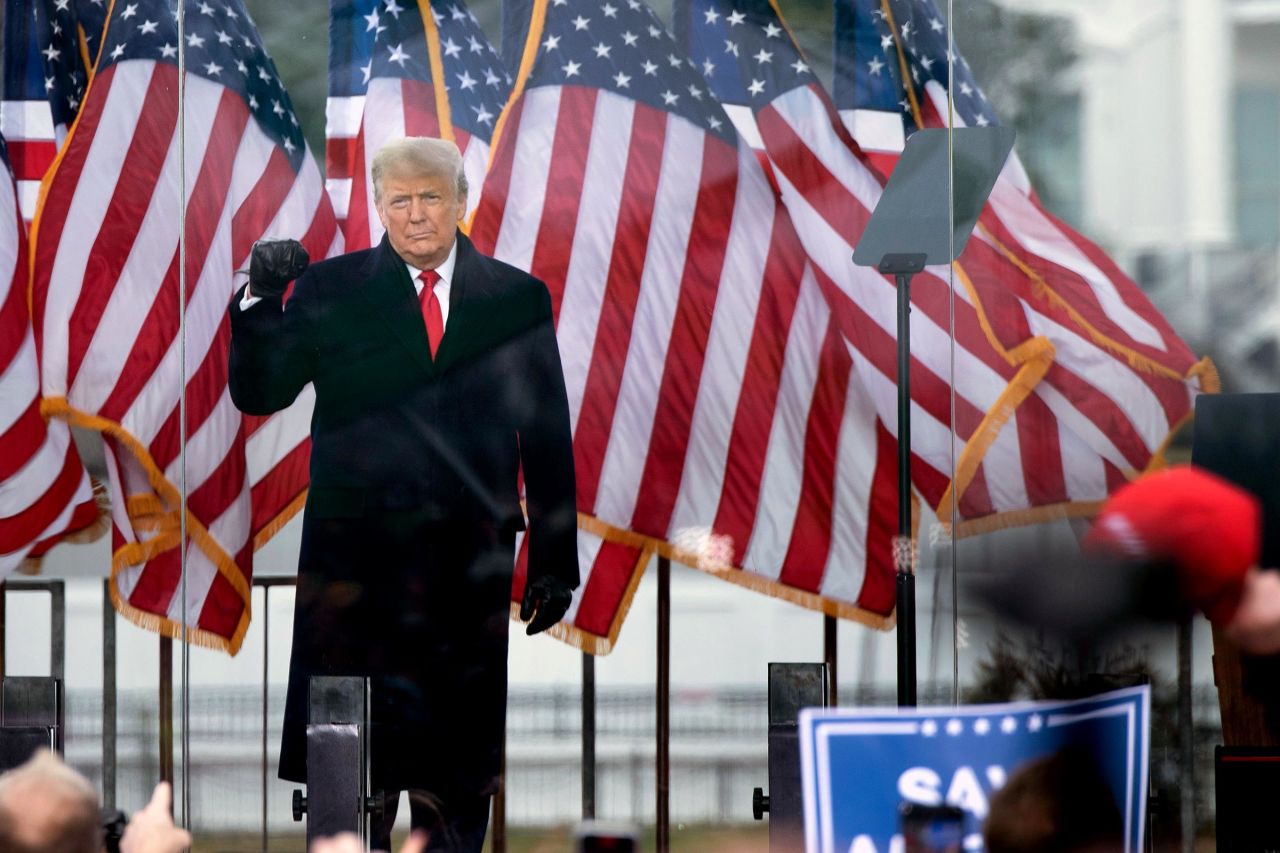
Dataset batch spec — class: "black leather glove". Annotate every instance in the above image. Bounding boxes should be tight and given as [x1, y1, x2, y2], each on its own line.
[248, 238, 309, 300]
[520, 575, 573, 635]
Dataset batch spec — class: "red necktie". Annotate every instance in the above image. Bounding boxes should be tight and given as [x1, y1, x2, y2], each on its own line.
[419, 269, 443, 358]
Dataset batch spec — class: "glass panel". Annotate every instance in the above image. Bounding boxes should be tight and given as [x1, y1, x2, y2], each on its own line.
[947, 1, 1241, 848]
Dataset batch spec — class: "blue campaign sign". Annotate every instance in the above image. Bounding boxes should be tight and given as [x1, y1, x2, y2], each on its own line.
[800, 686, 1149, 853]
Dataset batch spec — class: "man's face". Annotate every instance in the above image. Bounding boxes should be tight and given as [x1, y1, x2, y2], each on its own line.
[375, 169, 466, 270]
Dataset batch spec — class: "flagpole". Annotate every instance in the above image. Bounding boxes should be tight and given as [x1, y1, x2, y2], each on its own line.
[656, 555, 671, 853]
[895, 266, 917, 708]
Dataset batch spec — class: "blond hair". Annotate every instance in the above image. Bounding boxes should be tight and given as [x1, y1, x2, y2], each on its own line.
[371, 137, 468, 203]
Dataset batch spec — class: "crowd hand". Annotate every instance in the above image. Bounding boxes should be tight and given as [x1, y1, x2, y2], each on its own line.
[520, 575, 573, 635]
[118, 783, 193, 853]
[310, 830, 428, 853]
[248, 238, 310, 300]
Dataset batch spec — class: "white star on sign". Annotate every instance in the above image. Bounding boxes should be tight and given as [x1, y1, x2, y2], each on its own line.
[387, 43, 409, 66]
[921, 720, 939, 737]
[1000, 716, 1017, 734]
[973, 718, 991, 735]
[562, 60, 581, 77]
[1027, 714, 1043, 732]
[946, 719, 964, 736]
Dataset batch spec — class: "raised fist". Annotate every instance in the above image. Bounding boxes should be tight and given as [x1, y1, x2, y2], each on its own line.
[249, 238, 310, 300]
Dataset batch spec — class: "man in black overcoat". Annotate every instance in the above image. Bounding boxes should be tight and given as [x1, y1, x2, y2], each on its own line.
[227, 137, 578, 851]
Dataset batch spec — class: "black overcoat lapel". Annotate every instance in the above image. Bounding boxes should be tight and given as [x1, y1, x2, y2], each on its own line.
[356, 235, 435, 376]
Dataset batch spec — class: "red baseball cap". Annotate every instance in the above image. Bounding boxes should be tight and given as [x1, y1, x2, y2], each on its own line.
[1085, 466, 1261, 625]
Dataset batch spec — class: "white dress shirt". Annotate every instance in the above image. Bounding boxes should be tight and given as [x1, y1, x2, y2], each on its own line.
[239, 238, 459, 331]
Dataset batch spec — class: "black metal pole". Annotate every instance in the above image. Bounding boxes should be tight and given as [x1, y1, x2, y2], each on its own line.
[895, 271, 917, 707]
[103, 580, 117, 810]
[823, 616, 838, 707]
[262, 585, 270, 853]
[159, 637, 174, 789]
[582, 651, 597, 819]
[656, 556, 671, 853]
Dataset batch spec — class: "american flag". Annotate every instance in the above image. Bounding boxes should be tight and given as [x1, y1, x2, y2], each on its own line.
[326, 0, 509, 247]
[1, 0, 92, 223]
[28, 0, 339, 652]
[677, 0, 1213, 531]
[0, 131, 101, 578]
[834, 0, 1215, 390]
[473, 0, 899, 652]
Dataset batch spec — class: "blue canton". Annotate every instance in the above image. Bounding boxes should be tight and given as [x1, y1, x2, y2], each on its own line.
[675, 0, 818, 108]
[838, 0, 999, 129]
[97, 0, 307, 170]
[364, 0, 509, 141]
[525, 0, 737, 145]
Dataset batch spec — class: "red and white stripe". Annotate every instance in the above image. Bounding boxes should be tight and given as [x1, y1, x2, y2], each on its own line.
[0, 100, 63, 225]
[473, 84, 900, 650]
[30, 61, 338, 652]
[755, 82, 1203, 526]
[0, 132, 98, 577]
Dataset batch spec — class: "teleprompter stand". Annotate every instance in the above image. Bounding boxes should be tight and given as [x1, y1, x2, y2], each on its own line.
[292, 676, 385, 846]
[852, 127, 1014, 706]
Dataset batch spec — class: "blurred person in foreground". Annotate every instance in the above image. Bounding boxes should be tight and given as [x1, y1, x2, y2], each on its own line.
[975, 465, 1280, 655]
[0, 750, 190, 853]
[228, 137, 579, 852]
[983, 748, 1123, 853]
